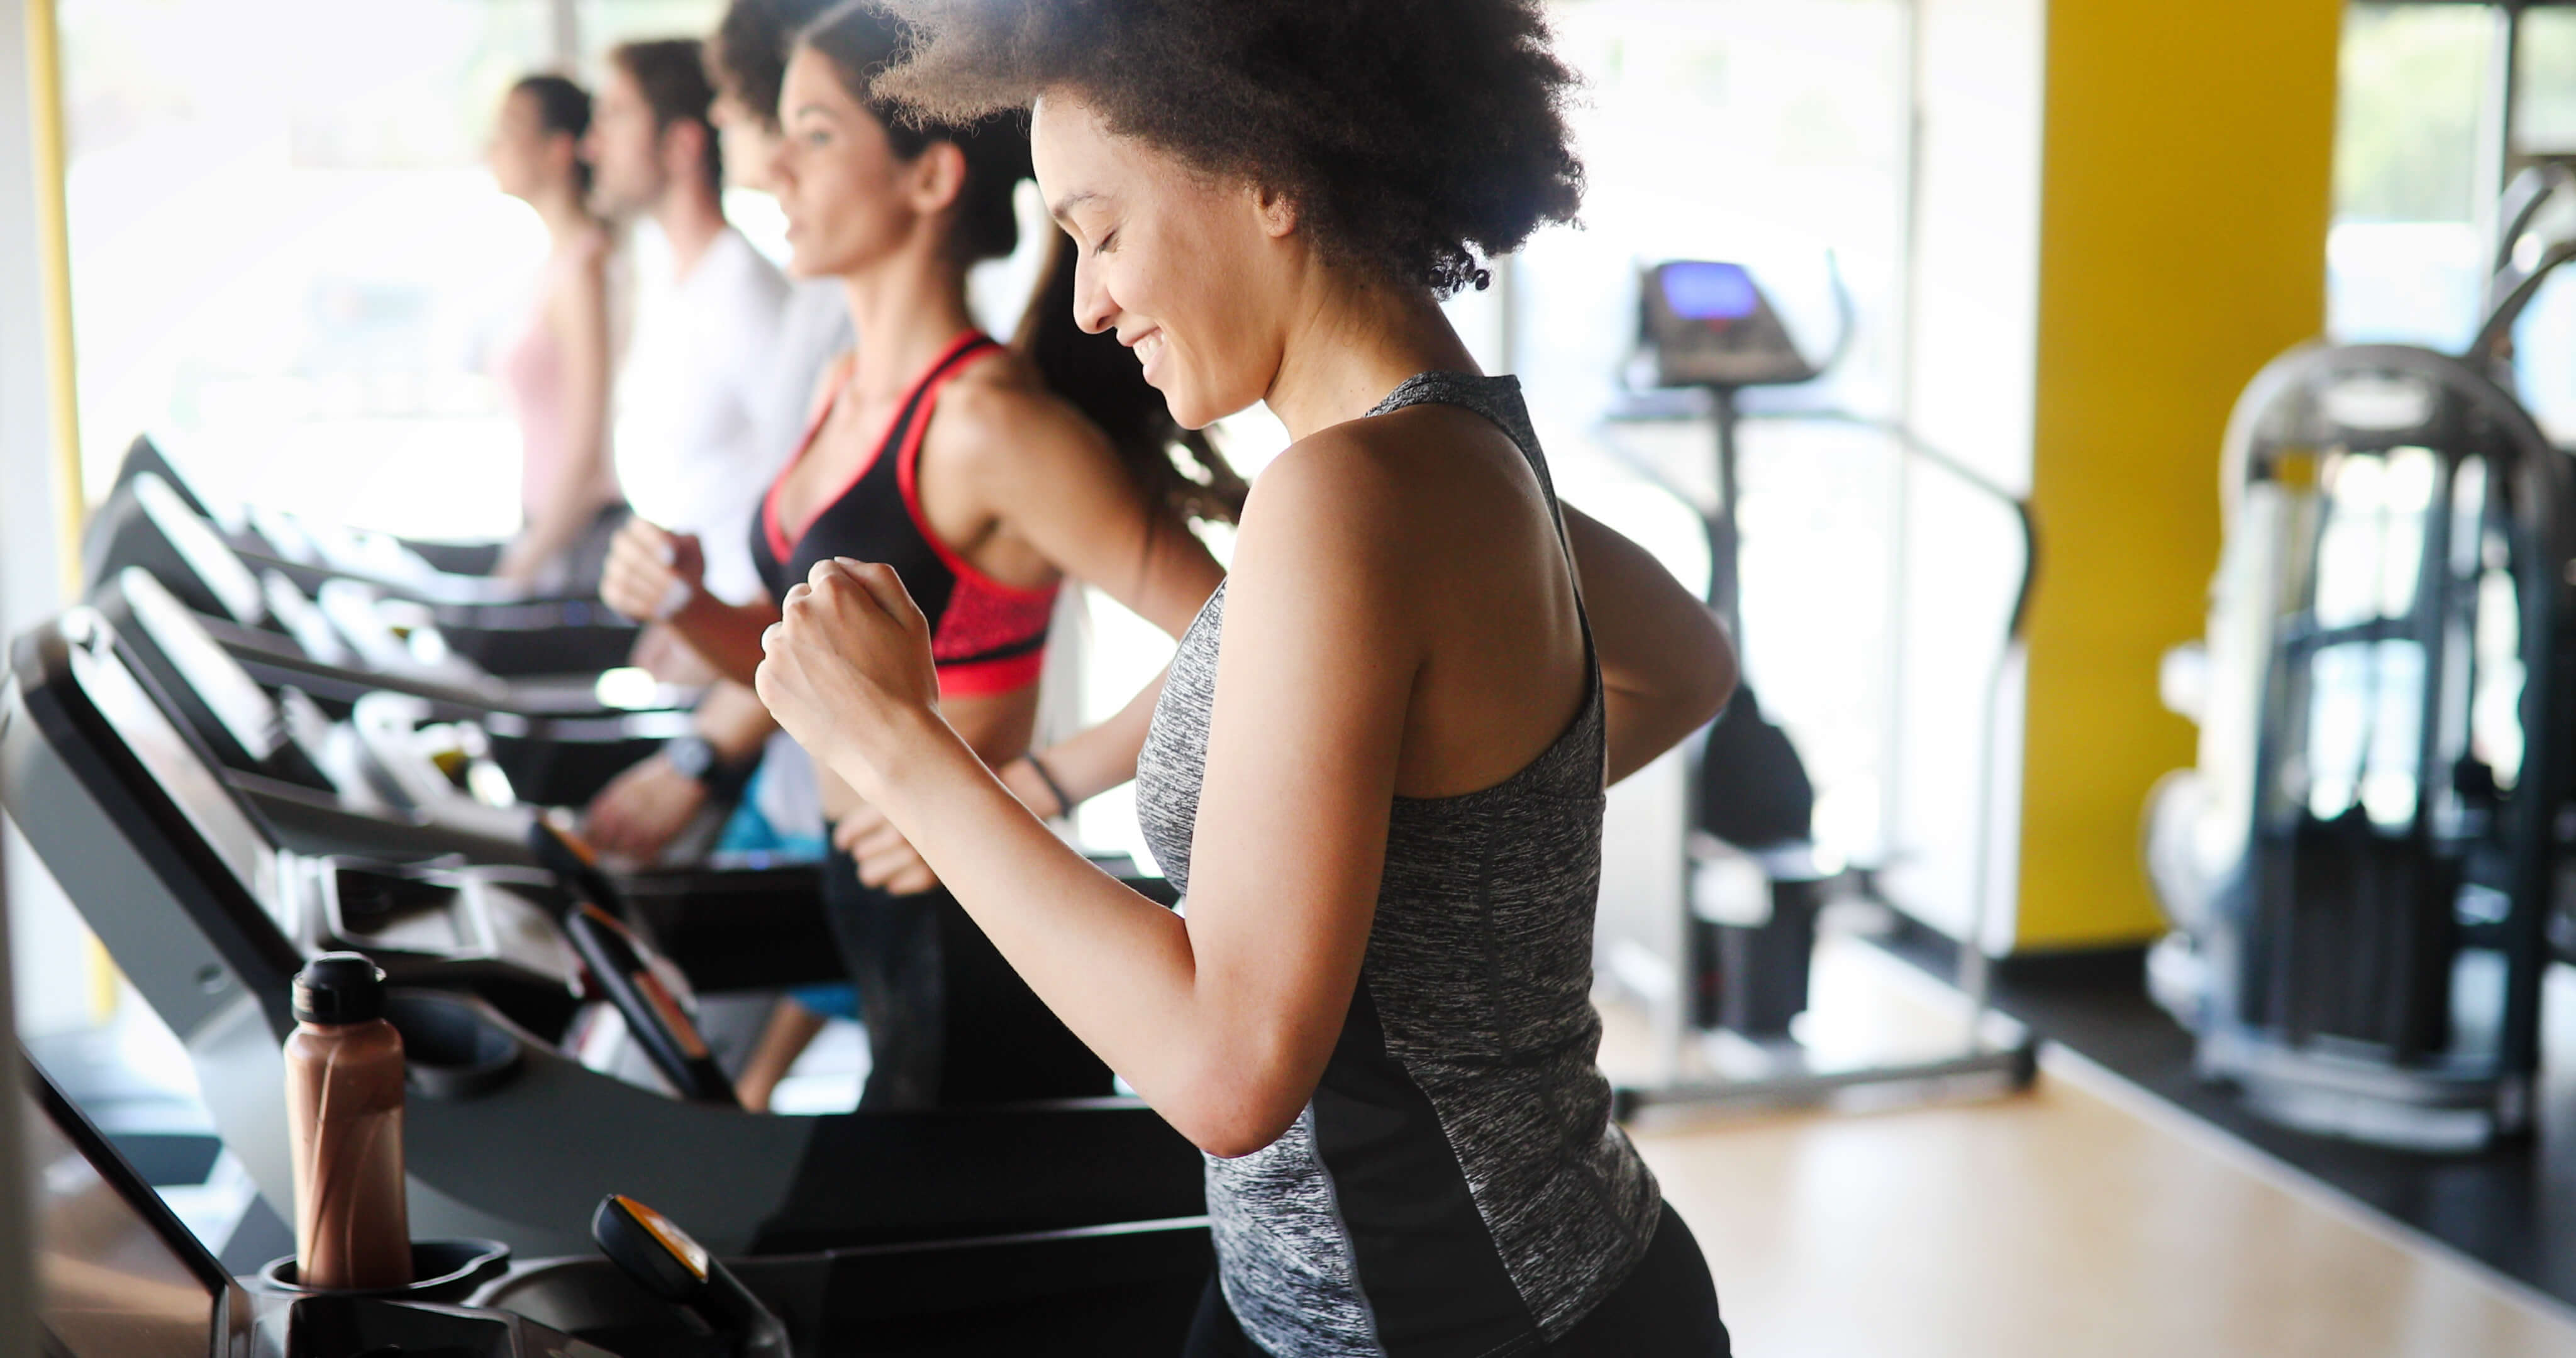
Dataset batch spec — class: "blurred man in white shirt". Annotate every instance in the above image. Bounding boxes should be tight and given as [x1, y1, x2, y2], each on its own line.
[586, 38, 791, 617]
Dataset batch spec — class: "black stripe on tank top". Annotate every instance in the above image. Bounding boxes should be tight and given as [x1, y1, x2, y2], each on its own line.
[1311, 976, 1541, 1357]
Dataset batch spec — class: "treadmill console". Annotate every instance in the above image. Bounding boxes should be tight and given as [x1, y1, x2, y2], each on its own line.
[58, 616, 283, 909]
[24, 1056, 619, 1358]
[123, 475, 267, 627]
[16, 612, 711, 1099]
[1639, 260, 1818, 390]
[101, 568, 335, 795]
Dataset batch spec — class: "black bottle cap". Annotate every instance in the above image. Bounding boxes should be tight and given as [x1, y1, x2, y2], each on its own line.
[292, 952, 387, 1025]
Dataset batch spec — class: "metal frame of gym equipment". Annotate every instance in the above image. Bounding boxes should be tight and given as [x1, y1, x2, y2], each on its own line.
[2145, 342, 2574, 1151]
[1601, 261, 2041, 1121]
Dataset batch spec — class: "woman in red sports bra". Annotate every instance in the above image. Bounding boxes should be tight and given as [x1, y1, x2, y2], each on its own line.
[597, 3, 1234, 1108]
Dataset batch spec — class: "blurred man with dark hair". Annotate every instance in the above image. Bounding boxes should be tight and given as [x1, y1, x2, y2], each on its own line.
[579, 11, 859, 1112]
[586, 38, 790, 626]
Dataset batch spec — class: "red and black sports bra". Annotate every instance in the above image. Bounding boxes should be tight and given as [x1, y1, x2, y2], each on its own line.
[750, 330, 1058, 698]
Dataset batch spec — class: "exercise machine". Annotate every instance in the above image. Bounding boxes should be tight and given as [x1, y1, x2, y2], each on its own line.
[86, 471, 677, 713]
[88, 466, 640, 680]
[108, 431, 539, 599]
[90, 562, 702, 860]
[1604, 258, 2040, 1116]
[84, 477, 687, 806]
[1, 610, 1206, 1259]
[13, 1045, 1210, 1355]
[2142, 343, 2575, 1150]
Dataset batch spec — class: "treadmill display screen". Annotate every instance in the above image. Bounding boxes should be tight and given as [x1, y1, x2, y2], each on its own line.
[120, 569, 286, 763]
[25, 1090, 218, 1358]
[69, 639, 277, 903]
[133, 475, 264, 627]
[1660, 261, 1760, 322]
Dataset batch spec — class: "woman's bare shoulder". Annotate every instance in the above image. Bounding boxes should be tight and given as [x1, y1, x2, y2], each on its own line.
[933, 353, 1114, 468]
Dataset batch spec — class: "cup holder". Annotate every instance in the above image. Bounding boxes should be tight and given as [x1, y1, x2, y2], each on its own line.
[257, 1239, 512, 1303]
[385, 990, 522, 1099]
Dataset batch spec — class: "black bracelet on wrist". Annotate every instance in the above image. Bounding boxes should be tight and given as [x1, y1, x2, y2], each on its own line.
[1019, 752, 1076, 819]
[663, 734, 756, 802]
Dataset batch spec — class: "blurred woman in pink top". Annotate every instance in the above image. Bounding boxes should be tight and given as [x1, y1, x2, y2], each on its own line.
[486, 75, 624, 588]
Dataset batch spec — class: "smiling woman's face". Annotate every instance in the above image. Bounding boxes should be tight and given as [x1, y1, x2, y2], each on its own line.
[1030, 95, 1298, 430]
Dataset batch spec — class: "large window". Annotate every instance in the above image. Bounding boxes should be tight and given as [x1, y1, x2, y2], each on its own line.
[2328, 4, 2494, 351]
[57, 0, 602, 540]
[1534, 0, 1916, 866]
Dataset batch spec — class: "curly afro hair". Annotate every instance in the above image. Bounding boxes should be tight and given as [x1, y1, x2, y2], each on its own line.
[869, 0, 1585, 297]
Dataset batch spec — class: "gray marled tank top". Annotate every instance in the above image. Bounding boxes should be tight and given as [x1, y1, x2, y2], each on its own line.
[1135, 373, 1661, 1357]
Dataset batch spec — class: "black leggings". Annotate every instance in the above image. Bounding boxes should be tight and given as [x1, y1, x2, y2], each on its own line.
[819, 847, 1113, 1108]
[1181, 1203, 1730, 1357]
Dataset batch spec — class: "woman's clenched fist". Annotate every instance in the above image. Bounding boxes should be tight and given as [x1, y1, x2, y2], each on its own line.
[600, 516, 705, 622]
[754, 558, 943, 797]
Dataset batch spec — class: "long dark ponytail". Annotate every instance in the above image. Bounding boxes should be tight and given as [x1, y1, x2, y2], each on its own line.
[797, 0, 1245, 526]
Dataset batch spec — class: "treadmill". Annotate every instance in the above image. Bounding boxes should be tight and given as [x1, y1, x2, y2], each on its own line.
[83, 476, 686, 807]
[103, 430, 510, 582]
[1, 609, 1206, 1261]
[87, 468, 641, 682]
[91, 563, 679, 861]
[14, 1046, 1209, 1355]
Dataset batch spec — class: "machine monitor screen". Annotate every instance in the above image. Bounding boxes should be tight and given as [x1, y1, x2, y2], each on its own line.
[1659, 261, 1760, 322]
[133, 474, 264, 627]
[25, 1076, 222, 1358]
[69, 633, 277, 904]
[119, 569, 287, 765]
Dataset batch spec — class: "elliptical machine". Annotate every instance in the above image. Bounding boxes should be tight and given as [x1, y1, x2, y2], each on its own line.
[1606, 259, 2040, 1115]
[1631, 261, 1840, 1039]
[2144, 343, 2576, 1150]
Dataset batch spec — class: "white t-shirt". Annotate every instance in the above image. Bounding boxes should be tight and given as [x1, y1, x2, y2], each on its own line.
[614, 224, 795, 606]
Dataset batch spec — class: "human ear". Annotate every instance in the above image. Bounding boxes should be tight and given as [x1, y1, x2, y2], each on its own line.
[909, 141, 970, 214]
[1252, 182, 1299, 240]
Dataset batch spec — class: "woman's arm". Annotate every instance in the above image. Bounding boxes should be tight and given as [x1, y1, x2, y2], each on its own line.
[497, 243, 616, 583]
[996, 663, 1172, 813]
[600, 351, 848, 678]
[1561, 504, 1738, 785]
[584, 678, 778, 859]
[954, 386, 1227, 800]
[664, 582, 782, 684]
[837, 389, 1225, 888]
[758, 438, 1407, 1157]
[598, 519, 780, 684]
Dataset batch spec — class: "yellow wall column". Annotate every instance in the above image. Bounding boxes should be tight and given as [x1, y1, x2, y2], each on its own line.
[2014, 0, 2344, 949]
[23, 0, 81, 592]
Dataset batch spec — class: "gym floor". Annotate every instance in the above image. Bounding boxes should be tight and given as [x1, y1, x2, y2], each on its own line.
[1599, 940, 2576, 1357]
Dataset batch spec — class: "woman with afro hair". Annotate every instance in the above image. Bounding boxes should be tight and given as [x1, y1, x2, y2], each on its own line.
[753, 3, 1738, 1352]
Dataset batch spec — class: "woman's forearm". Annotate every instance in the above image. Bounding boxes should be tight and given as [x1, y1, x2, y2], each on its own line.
[1023, 663, 1172, 807]
[694, 679, 779, 760]
[666, 593, 780, 687]
[863, 717, 1235, 1127]
[500, 472, 608, 582]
